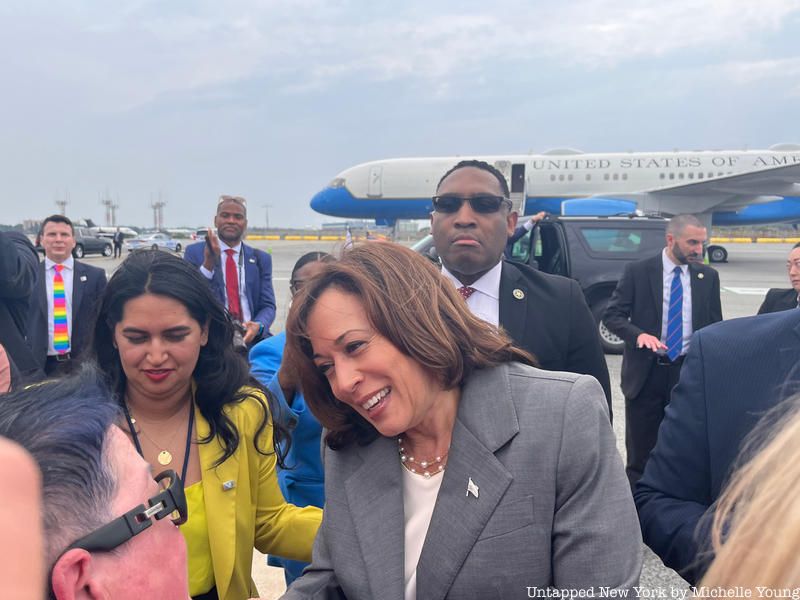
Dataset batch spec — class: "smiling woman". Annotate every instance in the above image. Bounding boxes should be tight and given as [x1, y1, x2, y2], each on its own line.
[89, 250, 321, 600]
[280, 242, 642, 599]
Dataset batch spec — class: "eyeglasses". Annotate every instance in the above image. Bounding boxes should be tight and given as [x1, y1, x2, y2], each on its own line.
[63, 470, 187, 554]
[432, 194, 512, 214]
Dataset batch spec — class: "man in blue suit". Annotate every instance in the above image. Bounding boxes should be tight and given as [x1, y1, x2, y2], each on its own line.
[28, 215, 108, 376]
[635, 308, 800, 584]
[184, 195, 276, 344]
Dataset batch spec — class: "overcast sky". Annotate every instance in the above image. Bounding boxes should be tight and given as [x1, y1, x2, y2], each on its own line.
[2, 0, 799, 228]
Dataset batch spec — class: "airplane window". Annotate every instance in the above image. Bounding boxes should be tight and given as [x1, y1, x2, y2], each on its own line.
[558, 174, 564, 181]
[698, 172, 704, 179]
[612, 173, 619, 181]
[586, 174, 591, 181]
[688, 173, 694, 179]
[568, 174, 573, 181]
[550, 174, 556, 182]
[622, 174, 628, 180]
[604, 174, 610, 181]
[708, 172, 714, 178]
[669, 173, 675, 180]
[678, 173, 685, 179]
[718, 172, 724, 176]
[659, 173, 665, 179]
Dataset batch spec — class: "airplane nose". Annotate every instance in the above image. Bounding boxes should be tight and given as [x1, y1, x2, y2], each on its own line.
[310, 185, 358, 217]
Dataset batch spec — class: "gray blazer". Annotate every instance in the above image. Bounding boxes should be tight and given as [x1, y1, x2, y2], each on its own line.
[282, 363, 642, 599]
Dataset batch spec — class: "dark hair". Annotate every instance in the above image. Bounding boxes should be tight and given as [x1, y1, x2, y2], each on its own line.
[290, 252, 335, 292]
[284, 242, 535, 450]
[41, 214, 74, 235]
[0, 364, 118, 568]
[666, 214, 704, 236]
[792, 241, 800, 250]
[436, 159, 510, 198]
[90, 249, 285, 466]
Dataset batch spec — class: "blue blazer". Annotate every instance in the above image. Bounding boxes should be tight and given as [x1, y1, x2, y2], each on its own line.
[184, 241, 276, 333]
[249, 332, 324, 583]
[635, 309, 800, 583]
[27, 259, 107, 370]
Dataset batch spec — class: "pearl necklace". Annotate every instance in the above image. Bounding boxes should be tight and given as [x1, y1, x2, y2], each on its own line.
[397, 436, 448, 479]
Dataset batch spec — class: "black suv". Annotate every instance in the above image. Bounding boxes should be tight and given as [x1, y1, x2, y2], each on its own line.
[413, 215, 668, 353]
[72, 227, 113, 258]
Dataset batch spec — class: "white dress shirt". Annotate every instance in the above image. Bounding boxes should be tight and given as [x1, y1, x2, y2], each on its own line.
[45, 256, 74, 355]
[441, 261, 503, 327]
[199, 240, 252, 322]
[660, 249, 693, 356]
[402, 468, 444, 600]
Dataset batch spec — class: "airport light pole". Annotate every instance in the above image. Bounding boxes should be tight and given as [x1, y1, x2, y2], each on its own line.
[263, 204, 272, 232]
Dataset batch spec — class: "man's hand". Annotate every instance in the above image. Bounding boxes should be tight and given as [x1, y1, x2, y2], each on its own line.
[637, 333, 667, 353]
[530, 211, 547, 224]
[242, 321, 261, 345]
[202, 228, 221, 271]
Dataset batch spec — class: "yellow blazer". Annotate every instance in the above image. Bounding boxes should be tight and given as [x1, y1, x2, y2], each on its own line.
[196, 388, 322, 600]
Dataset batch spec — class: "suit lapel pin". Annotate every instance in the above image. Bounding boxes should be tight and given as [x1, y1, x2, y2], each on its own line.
[80, 275, 87, 282]
[222, 480, 236, 491]
[697, 272, 704, 279]
[248, 257, 256, 264]
[512, 288, 525, 300]
[466, 477, 479, 498]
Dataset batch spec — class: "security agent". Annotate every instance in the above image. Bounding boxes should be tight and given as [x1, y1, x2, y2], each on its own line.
[603, 214, 722, 488]
[430, 159, 612, 417]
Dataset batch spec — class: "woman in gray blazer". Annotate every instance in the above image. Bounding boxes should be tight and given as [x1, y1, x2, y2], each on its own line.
[279, 243, 641, 600]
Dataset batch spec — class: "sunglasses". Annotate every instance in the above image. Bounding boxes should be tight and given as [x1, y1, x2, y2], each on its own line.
[432, 194, 512, 214]
[62, 470, 187, 554]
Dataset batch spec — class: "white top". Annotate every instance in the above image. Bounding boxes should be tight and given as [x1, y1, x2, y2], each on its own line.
[441, 261, 503, 326]
[44, 256, 74, 355]
[402, 467, 444, 600]
[660, 249, 693, 356]
[199, 240, 252, 322]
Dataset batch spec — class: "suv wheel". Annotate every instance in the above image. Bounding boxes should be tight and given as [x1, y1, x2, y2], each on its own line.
[73, 244, 85, 259]
[175, 243, 182, 253]
[707, 245, 728, 263]
[151, 244, 159, 250]
[102, 244, 113, 257]
[592, 299, 624, 354]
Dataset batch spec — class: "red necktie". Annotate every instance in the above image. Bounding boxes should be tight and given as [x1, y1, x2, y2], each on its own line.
[224, 249, 242, 321]
[457, 286, 477, 300]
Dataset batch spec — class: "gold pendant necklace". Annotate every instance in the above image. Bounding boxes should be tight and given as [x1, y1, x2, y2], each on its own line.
[127, 410, 183, 466]
[158, 450, 173, 465]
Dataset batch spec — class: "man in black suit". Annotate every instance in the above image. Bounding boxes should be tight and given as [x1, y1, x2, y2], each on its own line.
[430, 160, 612, 416]
[0, 231, 40, 380]
[757, 241, 800, 314]
[603, 214, 722, 488]
[28, 215, 107, 376]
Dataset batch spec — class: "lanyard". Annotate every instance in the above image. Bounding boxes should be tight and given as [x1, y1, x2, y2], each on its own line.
[123, 400, 195, 485]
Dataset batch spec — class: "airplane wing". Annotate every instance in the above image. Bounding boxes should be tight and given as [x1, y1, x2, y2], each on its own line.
[594, 162, 800, 215]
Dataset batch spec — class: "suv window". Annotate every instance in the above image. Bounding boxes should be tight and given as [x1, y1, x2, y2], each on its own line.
[579, 228, 644, 254]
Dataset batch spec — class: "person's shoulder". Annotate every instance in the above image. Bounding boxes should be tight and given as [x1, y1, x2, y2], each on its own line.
[76, 261, 105, 276]
[223, 386, 271, 426]
[184, 241, 205, 253]
[701, 309, 800, 344]
[765, 287, 794, 299]
[503, 260, 576, 290]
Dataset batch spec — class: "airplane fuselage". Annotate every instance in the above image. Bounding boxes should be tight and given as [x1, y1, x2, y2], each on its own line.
[311, 146, 800, 227]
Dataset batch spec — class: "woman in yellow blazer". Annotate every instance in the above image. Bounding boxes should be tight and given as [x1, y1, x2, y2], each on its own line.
[91, 250, 321, 600]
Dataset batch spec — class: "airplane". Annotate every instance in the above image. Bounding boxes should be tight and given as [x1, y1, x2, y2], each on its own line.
[310, 144, 800, 262]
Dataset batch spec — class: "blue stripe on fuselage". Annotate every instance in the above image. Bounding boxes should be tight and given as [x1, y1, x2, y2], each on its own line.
[311, 186, 800, 226]
[310, 186, 568, 219]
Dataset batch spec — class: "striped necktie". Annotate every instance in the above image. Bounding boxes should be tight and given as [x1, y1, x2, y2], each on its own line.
[665, 266, 683, 361]
[53, 264, 70, 354]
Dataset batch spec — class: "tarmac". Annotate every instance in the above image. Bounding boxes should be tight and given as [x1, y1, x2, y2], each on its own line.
[86, 240, 793, 598]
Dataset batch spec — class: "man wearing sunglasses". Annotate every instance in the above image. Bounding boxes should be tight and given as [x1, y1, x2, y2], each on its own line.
[431, 160, 612, 417]
[0, 366, 190, 600]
